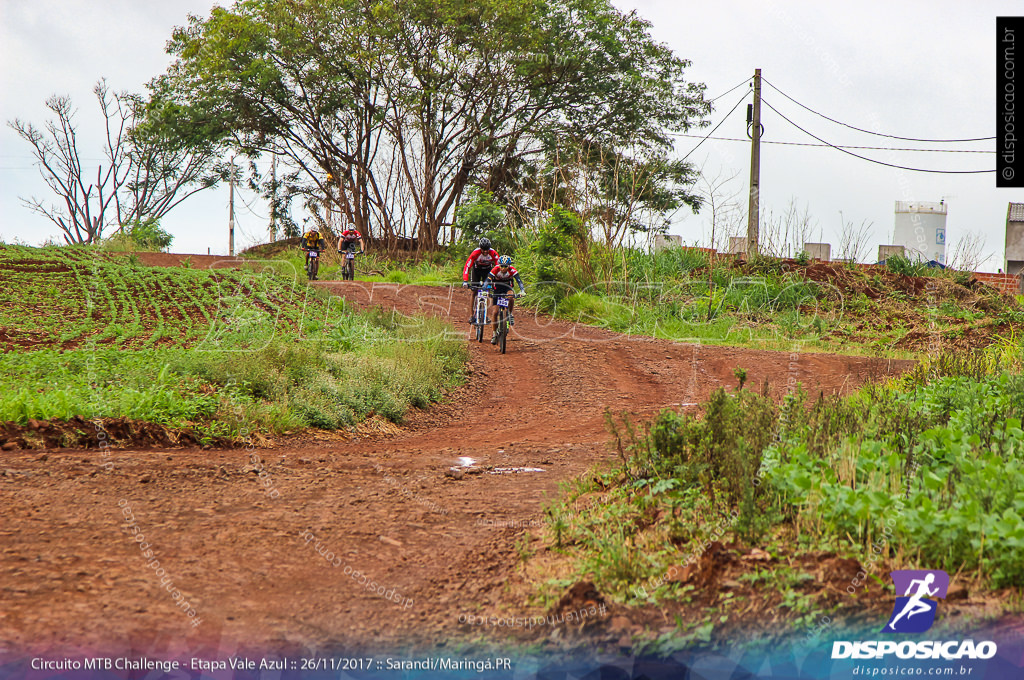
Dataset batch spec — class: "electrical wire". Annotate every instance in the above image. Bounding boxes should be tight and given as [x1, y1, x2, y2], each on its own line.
[238, 190, 268, 220]
[679, 92, 748, 163]
[762, 77, 995, 143]
[670, 133, 993, 153]
[707, 77, 751, 104]
[761, 98, 996, 174]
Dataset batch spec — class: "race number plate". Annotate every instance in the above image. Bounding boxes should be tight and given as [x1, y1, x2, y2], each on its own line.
[496, 296, 510, 308]
[346, 252, 355, 259]
[309, 251, 319, 258]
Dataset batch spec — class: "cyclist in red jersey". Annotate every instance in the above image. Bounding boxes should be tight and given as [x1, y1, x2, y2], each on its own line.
[484, 255, 526, 344]
[461, 237, 499, 323]
[337, 223, 365, 254]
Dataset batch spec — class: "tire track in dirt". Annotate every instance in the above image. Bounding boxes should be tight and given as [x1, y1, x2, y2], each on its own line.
[0, 282, 913, 656]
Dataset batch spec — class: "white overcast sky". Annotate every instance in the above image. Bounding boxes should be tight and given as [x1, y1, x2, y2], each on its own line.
[2, 0, 1023, 267]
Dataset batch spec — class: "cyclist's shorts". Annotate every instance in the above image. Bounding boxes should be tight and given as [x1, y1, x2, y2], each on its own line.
[469, 266, 490, 285]
[489, 282, 515, 298]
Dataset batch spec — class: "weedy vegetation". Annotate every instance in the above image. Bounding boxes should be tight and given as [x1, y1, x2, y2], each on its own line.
[0, 245, 466, 441]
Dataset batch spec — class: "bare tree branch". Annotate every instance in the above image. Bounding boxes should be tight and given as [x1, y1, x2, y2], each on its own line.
[8, 79, 222, 244]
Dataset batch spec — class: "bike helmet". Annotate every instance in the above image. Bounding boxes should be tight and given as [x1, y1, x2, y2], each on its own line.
[479, 237, 491, 251]
[498, 255, 512, 267]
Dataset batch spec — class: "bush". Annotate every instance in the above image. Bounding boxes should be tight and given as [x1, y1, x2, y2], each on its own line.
[765, 370, 1024, 587]
[610, 384, 776, 532]
[884, 254, 930, 277]
[453, 188, 520, 255]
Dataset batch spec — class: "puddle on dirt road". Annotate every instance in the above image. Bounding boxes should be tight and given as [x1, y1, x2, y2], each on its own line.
[450, 456, 545, 475]
[488, 467, 546, 474]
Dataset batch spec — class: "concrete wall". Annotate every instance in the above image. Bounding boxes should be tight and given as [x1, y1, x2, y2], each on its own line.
[728, 237, 747, 255]
[878, 245, 906, 262]
[653, 234, 682, 251]
[1005, 220, 1024, 273]
[803, 243, 831, 261]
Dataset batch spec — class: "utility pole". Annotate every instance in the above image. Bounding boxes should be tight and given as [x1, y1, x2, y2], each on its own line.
[269, 155, 277, 242]
[747, 68, 762, 259]
[228, 156, 236, 256]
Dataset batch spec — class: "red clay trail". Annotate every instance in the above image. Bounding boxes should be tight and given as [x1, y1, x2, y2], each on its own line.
[0, 280, 912, 656]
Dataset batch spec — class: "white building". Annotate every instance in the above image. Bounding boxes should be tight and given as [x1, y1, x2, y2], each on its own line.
[1006, 203, 1024, 276]
[893, 200, 947, 264]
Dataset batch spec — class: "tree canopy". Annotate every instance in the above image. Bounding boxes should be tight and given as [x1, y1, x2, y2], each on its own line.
[160, 0, 710, 249]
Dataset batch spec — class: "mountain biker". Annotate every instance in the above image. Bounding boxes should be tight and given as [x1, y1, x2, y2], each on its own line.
[337, 223, 365, 254]
[301, 227, 328, 279]
[484, 255, 526, 344]
[462, 237, 500, 323]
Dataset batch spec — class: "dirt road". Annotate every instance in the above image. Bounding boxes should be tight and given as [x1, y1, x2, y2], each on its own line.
[0, 282, 912, 657]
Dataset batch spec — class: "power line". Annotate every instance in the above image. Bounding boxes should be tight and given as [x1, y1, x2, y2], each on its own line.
[671, 133, 993, 153]
[761, 98, 996, 174]
[237, 190, 268, 220]
[762, 78, 995, 143]
[708, 77, 751, 104]
[679, 91, 748, 163]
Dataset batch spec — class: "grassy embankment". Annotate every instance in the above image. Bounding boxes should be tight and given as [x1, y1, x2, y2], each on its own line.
[283, 234, 1024, 357]
[0, 244, 466, 444]
[514, 344, 1024, 651]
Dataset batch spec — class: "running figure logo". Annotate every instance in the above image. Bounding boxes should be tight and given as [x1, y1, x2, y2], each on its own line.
[883, 570, 949, 633]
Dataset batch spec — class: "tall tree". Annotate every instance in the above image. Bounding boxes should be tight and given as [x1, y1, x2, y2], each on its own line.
[8, 80, 224, 244]
[159, 0, 709, 249]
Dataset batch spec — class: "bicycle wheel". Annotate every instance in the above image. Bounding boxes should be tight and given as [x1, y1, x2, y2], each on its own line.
[498, 311, 507, 354]
[475, 295, 485, 342]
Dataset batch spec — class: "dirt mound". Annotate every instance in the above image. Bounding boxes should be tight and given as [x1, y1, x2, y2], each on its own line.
[114, 252, 248, 269]
[0, 416, 232, 451]
[240, 237, 302, 259]
[549, 581, 607, 618]
[797, 261, 933, 299]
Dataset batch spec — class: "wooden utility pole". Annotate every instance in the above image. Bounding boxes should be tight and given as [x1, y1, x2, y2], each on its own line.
[269, 155, 277, 242]
[747, 68, 762, 258]
[228, 156, 236, 256]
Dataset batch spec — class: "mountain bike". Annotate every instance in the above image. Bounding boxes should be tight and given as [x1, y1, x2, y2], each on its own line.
[493, 292, 521, 354]
[470, 283, 488, 343]
[305, 249, 321, 281]
[340, 245, 361, 281]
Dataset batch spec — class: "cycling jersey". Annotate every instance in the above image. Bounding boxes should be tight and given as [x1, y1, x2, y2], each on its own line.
[302, 232, 327, 250]
[486, 265, 525, 293]
[462, 248, 500, 281]
[339, 229, 362, 248]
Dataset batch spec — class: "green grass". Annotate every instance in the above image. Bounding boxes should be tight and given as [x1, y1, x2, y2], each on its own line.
[528, 344, 1024, 640]
[765, 368, 1024, 588]
[275, 236, 1021, 357]
[0, 245, 467, 439]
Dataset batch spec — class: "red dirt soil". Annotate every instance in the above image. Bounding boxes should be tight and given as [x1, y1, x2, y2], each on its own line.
[0, 282, 913, 658]
[117, 252, 248, 269]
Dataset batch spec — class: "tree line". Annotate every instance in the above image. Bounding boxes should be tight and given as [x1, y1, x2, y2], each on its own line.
[11, 0, 711, 250]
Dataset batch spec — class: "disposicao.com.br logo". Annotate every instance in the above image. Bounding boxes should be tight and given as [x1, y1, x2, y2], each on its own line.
[831, 569, 997, 661]
[884, 569, 949, 633]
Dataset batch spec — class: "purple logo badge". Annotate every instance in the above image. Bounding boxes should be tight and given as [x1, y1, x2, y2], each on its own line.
[883, 570, 949, 633]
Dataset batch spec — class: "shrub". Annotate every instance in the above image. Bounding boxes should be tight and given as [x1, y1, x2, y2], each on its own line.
[104, 218, 175, 252]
